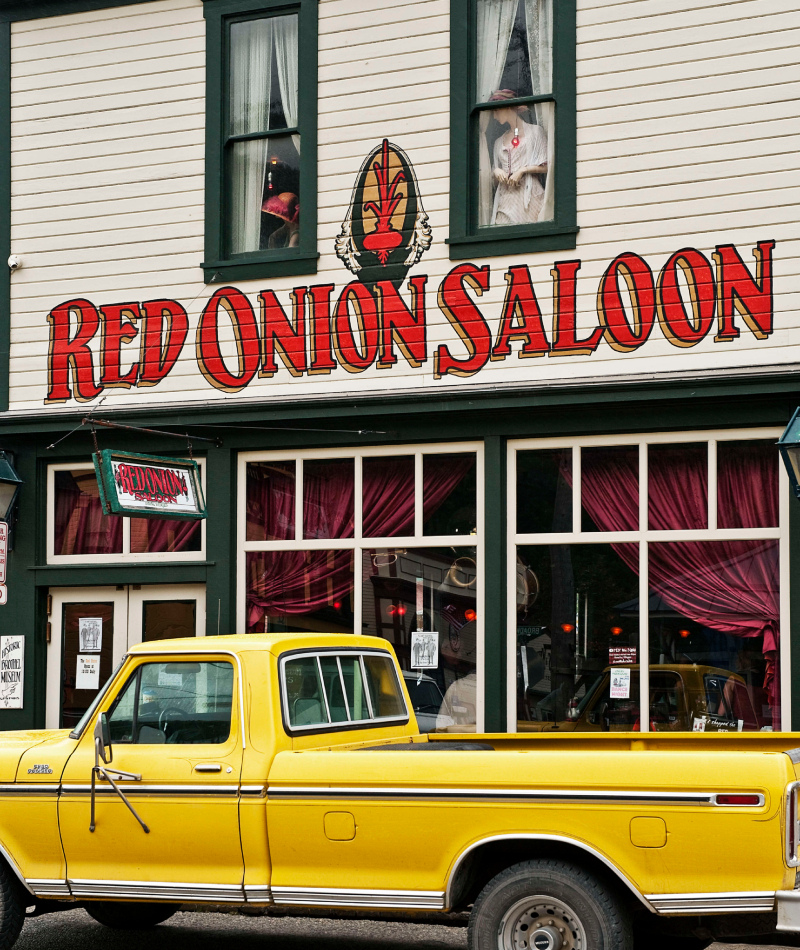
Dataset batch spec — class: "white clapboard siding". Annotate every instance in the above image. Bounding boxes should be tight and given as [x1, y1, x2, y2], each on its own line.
[6, 0, 800, 414]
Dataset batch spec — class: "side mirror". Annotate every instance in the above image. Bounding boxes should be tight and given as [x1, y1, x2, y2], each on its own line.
[93, 712, 112, 764]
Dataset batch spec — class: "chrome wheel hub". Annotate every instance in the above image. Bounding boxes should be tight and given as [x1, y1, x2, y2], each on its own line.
[498, 895, 586, 950]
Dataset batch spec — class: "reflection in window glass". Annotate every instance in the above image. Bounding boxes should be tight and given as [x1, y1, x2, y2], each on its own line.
[581, 446, 638, 532]
[319, 656, 349, 723]
[362, 547, 477, 731]
[339, 656, 369, 720]
[247, 461, 295, 541]
[227, 14, 299, 255]
[246, 549, 354, 634]
[363, 655, 406, 718]
[648, 443, 708, 530]
[422, 454, 476, 536]
[517, 449, 571, 534]
[515, 544, 639, 732]
[303, 459, 354, 539]
[284, 657, 326, 727]
[130, 518, 201, 553]
[107, 661, 233, 744]
[717, 440, 779, 529]
[649, 540, 779, 731]
[54, 470, 122, 556]
[475, 0, 554, 228]
[363, 456, 414, 537]
[61, 602, 115, 728]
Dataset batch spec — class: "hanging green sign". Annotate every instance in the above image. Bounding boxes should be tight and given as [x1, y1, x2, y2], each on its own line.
[93, 450, 206, 520]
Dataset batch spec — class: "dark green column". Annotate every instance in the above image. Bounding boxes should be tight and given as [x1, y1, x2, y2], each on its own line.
[483, 435, 507, 732]
[204, 444, 236, 637]
[790, 484, 800, 730]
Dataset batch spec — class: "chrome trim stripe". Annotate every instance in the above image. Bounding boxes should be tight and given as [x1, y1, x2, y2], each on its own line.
[243, 885, 272, 903]
[271, 886, 445, 910]
[445, 834, 653, 912]
[786, 781, 800, 867]
[60, 784, 241, 796]
[646, 892, 776, 914]
[27, 879, 71, 898]
[240, 785, 267, 797]
[68, 879, 245, 902]
[268, 786, 724, 805]
[126, 649, 247, 750]
[0, 784, 60, 796]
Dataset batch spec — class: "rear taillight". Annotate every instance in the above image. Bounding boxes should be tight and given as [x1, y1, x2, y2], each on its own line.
[786, 782, 800, 867]
[717, 794, 762, 806]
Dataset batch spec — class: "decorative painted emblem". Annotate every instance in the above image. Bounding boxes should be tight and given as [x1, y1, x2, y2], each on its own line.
[336, 139, 432, 287]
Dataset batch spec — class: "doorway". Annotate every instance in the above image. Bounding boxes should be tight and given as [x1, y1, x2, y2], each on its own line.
[46, 584, 206, 729]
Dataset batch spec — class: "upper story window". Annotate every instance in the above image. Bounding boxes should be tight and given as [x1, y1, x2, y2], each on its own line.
[203, 0, 318, 283]
[47, 464, 205, 563]
[449, 0, 576, 259]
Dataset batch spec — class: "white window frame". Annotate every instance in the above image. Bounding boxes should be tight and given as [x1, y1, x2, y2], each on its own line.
[46, 462, 207, 564]
[237, 442, 485, 730]
[507, 428, 789, 732]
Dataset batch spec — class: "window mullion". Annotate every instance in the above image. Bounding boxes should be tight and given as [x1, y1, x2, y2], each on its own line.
[639, 441, 649, 732]
[708, 439, 718, 531]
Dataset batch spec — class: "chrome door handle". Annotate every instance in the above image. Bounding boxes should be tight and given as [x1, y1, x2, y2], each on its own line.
[194, 764, 222, 773]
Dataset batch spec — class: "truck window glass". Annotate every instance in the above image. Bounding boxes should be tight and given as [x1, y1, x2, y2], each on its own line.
[284, 656, 327, 727]
[339, 655, 369, 720]
[363, 655, 405, 718]
[106, 661, 234, 744]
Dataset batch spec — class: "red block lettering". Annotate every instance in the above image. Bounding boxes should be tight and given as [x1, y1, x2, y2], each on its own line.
[491, 265, 549, 360]
[597, 253, 656, 352]
[46, 298, 103, 403]
[196, 287, 260, 392]
[333, 282, 379, 373]
[657, 249, 715, 348]
[259, 288, 307, 378]
[376, 276, 427, 369]
[713, 240, 775, 342]
[433, 264, 492, 378]
[139, 299, 188, 387]
[99, 302, 140, 388]
[550, 260, 603, 356]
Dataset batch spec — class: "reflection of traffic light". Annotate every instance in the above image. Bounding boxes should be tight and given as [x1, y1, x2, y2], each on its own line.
[610, 626, 623, 637]
[387, 604, 407, 616]
[679, 628, 691, 639]
[465, 609, 477, 623]
[333, 601, 342, 611]
[561, 623, 575, 633]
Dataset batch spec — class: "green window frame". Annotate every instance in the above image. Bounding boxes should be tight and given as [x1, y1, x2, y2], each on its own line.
[202, 0, 318, 283]
[448, 0, 577, 260]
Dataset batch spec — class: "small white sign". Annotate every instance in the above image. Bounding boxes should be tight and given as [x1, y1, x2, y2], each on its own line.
[692, 717, 706, 732]
[75, 655, 100, 691]
[0, 522, 7, 585]
[411, 631, 439, 669]
[609, 667, 631, 700]
[0, 636, 23, 709]
[0, 585, 6, 606]
[78, 617, 102, 652]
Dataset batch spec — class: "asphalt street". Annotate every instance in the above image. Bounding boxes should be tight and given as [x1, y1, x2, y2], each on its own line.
[13, 908, 800, 950]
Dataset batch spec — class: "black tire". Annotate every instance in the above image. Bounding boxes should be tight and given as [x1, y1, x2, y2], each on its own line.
[84, 901, 180, 930]
[468, 859, 632, 950]
[0, 863, 25, 950]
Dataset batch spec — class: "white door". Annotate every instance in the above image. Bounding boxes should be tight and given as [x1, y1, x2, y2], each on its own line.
[46, 585, 205, 729]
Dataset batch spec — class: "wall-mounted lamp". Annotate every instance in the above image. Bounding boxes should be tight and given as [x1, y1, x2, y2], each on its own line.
[778, 408, 800, 499]
[0, 451, 22, 523]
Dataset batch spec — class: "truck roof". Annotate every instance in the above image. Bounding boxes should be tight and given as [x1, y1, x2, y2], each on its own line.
[126, 632, 394, 657]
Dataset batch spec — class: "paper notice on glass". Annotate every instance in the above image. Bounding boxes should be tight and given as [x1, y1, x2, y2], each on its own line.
[78, 617, 102, 652]
[692, 717, 706, 732]
[0, 636, 24, 709]
[75, 655, 100, 691]
[609, 667, 631, 699]
[410, 631, 439, 669]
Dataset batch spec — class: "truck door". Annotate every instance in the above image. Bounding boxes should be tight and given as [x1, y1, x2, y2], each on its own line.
[58, 653, 245, 902]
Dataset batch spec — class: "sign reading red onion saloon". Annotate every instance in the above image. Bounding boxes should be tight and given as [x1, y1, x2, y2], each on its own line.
[92, 450, 206, 520]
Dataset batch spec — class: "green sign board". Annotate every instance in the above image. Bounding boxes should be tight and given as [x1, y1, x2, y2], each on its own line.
[93, 450, 206, 520]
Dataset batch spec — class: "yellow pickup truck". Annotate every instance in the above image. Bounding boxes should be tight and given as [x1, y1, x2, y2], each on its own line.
[2, 633, 800, 950]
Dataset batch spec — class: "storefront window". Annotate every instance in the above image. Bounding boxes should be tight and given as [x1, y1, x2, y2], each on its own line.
[512, 432, 784, 732]
[241, 445, 483, 728]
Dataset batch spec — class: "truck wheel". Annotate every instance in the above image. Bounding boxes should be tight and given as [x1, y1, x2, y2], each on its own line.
[0, 863, 25, 950]
[84, 902, 179, 930]
[468, 859, 632, 950]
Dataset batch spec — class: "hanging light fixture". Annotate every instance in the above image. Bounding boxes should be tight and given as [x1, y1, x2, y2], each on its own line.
[777, 408, 800, 498]
[0, 451, 22, 522]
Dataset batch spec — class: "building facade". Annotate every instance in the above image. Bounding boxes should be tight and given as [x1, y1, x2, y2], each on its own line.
[0, 0, 798, 734]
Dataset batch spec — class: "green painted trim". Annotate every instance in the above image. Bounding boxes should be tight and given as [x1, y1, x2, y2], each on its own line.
[482, 435, 506, 730]
[203, 445, 237, 636]
[791, 487, 800, 730]
[0, 0, 162, 22]
[0, 21, 8, 413]
[203, 0, 318, 282]
[448, 0, 577, 260]
[32, 564, 211, 587]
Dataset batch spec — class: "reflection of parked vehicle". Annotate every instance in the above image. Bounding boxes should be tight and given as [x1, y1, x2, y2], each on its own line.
[521, 665, 762, 732]
[402, 671, 454, 732]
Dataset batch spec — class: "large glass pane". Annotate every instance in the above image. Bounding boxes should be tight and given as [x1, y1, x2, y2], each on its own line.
[476, 0, 552, 102]
[717, 440, 779, 529]
[515, 544, 639, 732]
[649, 540, 779, 731]
[284, 656, 327, 727]
[60, 603, 116, 728]
[142, 601, 196, 642]
[517, 448, 571, 534]
[363, 456, 414, 537]
[363, 655, 406, 719]
[303, 459, 354, 539]
[53, 470, 122, 556]
[362, 546, 477, 731]
[130, 518, 201, 554]
[581, 446, 638, 532]
[422, 454, 476, 536]
[247, 461, 295, 541]
[246, 549, 354, 634]
[648, 442, 708, 530]
[319, 656, 349, 723]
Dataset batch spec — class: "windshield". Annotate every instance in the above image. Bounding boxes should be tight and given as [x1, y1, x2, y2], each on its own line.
[68, 658, 126, 739]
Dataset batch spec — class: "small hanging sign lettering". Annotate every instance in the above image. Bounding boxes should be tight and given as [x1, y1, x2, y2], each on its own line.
[93, 449, 206, 520]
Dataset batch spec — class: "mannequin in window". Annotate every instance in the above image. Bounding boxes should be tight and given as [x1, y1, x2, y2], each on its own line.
[262, 192, 299, 248]
[488, 89, 548, 226]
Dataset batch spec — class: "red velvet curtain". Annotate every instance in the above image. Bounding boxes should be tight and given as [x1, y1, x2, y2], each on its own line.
[246, 456, 474, 630]
[578, 446, 780, 723]
[54, 471, 122, 555]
